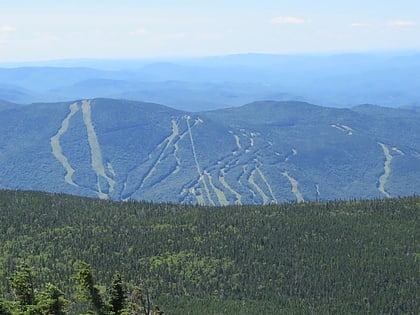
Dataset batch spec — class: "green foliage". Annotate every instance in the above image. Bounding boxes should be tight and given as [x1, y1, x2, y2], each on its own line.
[35, 283, 69, 315]
[1, 263, 157, 315]
[0, 299, 13, 315]
[74, 262, 105, 315]
[127, 285, 152, 315]
[9, 264, 35, 309]
[107, 274, 125, 315]
[4, 264, 69, 315]
[0, 189, 419, 314]
[2, 98, 420, 205]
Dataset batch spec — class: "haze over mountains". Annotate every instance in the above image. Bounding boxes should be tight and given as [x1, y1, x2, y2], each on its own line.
[1, 97, 419, 205]
[1, 53, 419, 204]
[1, 52, 420, 111]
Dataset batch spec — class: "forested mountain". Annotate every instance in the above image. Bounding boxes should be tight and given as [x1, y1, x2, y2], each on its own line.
[0, 190, 419, 314]
[0, 98, 420, 204]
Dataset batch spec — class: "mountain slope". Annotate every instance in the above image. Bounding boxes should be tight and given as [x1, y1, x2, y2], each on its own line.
[0, 190, 419, 314]
[0, 99, 419, 204]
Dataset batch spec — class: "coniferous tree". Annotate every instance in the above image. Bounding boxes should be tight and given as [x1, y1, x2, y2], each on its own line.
[36, 283, 69, 315]
[74, 262, 105, 315]
[0, 299, 12, 315]
[128, 283, 153, 315]
[108, 273, 126, 315]
[9, 263, 35, 310]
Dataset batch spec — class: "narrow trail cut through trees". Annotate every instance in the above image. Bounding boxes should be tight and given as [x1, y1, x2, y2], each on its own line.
[256, 165, 278, 204]
[219, 168, 242, 205]
[185, 116, 215, 205]
[82, 100, 115, 199]
[205, 170, 229, 206]
[139, 119, 180, 189]
[378, 143, 392, 198]
[249, 167, 270, 204]
[50, 102, 80, 187]
[282, 171, 304, 202]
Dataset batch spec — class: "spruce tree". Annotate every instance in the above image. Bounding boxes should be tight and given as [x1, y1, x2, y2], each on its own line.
[74, 262, 105, 315]
[9, 263, 35, 309]
[108, 273, 126, 315]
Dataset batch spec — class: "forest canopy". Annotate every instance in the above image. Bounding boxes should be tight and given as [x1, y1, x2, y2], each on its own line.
[0, 190, 419, 314]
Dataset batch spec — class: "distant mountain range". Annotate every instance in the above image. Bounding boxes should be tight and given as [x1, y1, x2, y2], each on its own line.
[1, 52, 420, 110]
[1, 98, 419, 204]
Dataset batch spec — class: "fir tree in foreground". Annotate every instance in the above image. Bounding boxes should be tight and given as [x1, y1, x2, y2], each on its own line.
[1, 263, 69, 315]
[1, 262, 163, 315]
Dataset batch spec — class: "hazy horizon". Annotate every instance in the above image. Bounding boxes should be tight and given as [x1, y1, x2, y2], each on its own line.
[1, 0, 419, 63]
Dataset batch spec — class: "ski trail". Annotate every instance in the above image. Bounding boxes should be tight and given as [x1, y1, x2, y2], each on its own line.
[256, 166, 278, 203]
[123, 119, 184, 200]
[331, 123, 353, 136]
[250, 132, 257, 147]
[239, 129, 257, 153]
[391, 147, 404, 155]
[169, 119, 179, 142]
[185, 115, 215, 206]
[172, 137, 185, 175]
[82, 100, 116, 199]
[189, 186, 205, 205]
[219, 169, 242, 205]
[50, 103, 80, 186]
[246, 132, 256, 153]
[169, 119, 184, 175]
[139, 119, 180, 188]
[249, 167, 270, 204]
[205, 170, 229, 206]
[234, 135, 241, 149]
[282, 171, 304, 202]
[315, 184, 321, 199]
[378, 143, 392, 198]
[238, 165, 247, 188]
[107, 162, 116, 177]
[229, 131, 242, 150]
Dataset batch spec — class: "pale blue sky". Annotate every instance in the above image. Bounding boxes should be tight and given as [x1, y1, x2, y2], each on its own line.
[0, 0, 419, 61]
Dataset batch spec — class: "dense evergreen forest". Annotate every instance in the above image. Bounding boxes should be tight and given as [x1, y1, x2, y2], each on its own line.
[0, 189, 419, 314]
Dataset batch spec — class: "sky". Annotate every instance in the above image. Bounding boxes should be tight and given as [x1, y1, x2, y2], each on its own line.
[0, 0, 419, 62]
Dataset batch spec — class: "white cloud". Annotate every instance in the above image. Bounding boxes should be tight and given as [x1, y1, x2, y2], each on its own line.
[270, 16, 309, 25]
[0, 25, 16, 33]
[0, 25, 16, 44]
[351, 22, 371, 27]
[388, 20, 416, 27]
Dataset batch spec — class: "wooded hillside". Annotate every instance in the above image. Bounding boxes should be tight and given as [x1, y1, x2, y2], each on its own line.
[0, 190, 419, 314]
